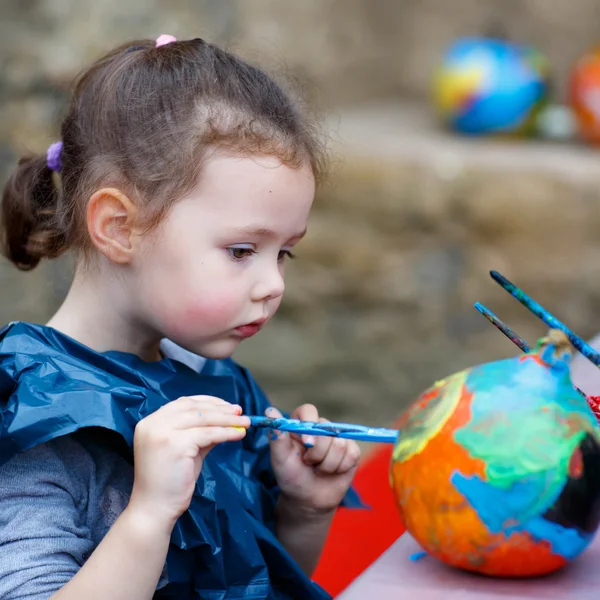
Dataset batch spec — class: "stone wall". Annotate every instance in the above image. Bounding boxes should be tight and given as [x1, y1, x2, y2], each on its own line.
[3, 2, 600, 428]
[3, 0, 600, 137]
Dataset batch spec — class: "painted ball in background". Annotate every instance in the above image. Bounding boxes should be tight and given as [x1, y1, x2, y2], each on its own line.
[569, 46, 600, 145]
[390, 331, 600, 577]
[433, 37, 550, 136]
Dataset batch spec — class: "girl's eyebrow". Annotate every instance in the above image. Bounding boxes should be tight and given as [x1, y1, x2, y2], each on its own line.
[231, 226, 307, 240]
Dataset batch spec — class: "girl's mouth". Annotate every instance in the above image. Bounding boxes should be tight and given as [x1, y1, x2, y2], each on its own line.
[235, 318, 266, 338]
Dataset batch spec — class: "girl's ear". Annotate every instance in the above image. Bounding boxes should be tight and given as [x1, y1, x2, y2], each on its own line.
[87, 188, 138, 264]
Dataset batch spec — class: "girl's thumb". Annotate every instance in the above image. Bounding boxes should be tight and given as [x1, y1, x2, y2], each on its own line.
[264, 406, 293, 460]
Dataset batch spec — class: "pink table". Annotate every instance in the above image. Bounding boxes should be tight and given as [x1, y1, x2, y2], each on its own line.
[337, 533, 600, 599]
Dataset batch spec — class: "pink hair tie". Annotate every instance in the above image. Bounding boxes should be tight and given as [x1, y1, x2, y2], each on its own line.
[156, 34, 177, 48]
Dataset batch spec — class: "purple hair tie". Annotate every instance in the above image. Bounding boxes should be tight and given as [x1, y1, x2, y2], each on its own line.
[46, 141, 63, 173]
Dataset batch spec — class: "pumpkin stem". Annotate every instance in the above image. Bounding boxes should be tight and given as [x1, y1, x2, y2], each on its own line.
[535, 329, 574, 370]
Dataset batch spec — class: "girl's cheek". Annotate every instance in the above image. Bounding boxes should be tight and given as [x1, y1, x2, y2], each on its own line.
[159, 291, 239, 336]
[183, 295, 237, 324]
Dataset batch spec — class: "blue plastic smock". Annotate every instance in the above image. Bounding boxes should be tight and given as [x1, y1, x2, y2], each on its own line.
[0, 322, 363, 599]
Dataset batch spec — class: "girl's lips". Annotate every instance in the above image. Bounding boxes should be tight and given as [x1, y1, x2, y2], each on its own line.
[235, 324, 261, 338]
[235, 319, 266, 338]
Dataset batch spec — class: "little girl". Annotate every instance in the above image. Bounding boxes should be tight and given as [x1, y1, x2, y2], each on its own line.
[0, 35, 362, 600]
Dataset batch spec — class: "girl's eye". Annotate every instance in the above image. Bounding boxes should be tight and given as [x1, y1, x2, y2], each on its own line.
[227, 247, 256, 260]
[278, 250, 296, 262]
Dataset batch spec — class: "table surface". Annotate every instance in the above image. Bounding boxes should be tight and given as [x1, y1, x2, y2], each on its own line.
[337, 532, 600, 599]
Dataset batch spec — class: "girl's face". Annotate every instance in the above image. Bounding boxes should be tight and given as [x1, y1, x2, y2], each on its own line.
[133, 153, 315, 359]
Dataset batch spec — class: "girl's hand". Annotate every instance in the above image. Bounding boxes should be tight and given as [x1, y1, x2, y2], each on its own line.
[128, 396, 249, 529]
[267, 405, 361, 515]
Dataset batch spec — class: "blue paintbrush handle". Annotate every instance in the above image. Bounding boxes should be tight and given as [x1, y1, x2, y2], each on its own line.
[248, 415, 399, 443]
[490, 270, 600, 367]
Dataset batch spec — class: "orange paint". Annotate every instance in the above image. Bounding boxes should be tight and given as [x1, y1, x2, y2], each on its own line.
[391, 383, 567, 576]
[569, 446, 584, 479]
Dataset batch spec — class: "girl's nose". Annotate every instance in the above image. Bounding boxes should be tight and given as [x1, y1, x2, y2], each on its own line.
[251, 267, 285, 302]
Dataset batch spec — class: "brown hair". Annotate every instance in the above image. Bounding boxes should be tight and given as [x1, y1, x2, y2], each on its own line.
[1, 37, 326, 271]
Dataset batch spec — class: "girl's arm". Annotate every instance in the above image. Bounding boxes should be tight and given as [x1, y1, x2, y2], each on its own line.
[53, 395, 249, 599]
[51, 506, 171, 600]
[275, 496, 335, 577]
[0, 396, 248, 600]
[0, 437, 170, 600]
[0, 436, 172, 600]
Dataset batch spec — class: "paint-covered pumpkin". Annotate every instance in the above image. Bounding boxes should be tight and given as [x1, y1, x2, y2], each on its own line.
[390, 330, 600, 577]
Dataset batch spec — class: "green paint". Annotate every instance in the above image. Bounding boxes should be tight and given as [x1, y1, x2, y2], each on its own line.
[456, 413, 584, 484]
[453, 350, 594, 521]
[455, 413, 585, 522]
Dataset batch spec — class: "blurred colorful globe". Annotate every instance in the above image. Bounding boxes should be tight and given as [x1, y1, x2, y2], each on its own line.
[433, 37, 550, 136]
[569, 46, 600, 145]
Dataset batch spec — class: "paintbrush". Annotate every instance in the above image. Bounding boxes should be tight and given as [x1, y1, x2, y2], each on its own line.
[474, 300, 590, 396]
[489, 270, 600, 367]
[474, 301, 531, 353]
[248, 415, 399, 443]
[475, 270, 600, 411]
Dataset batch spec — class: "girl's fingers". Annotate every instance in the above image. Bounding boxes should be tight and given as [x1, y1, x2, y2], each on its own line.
[188, 395, 241, 412]
[183, 425, 247, 451]
[302, 423, 334, 465]
[264, 407, 291, 446]
[170, 409, 250, 431]
[161, 395, 242, 415]
[264, 407, 295, 467]
[309, 437, 347, 473]
[290, 403, 321, 448]
[335, 442, 362, 475]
